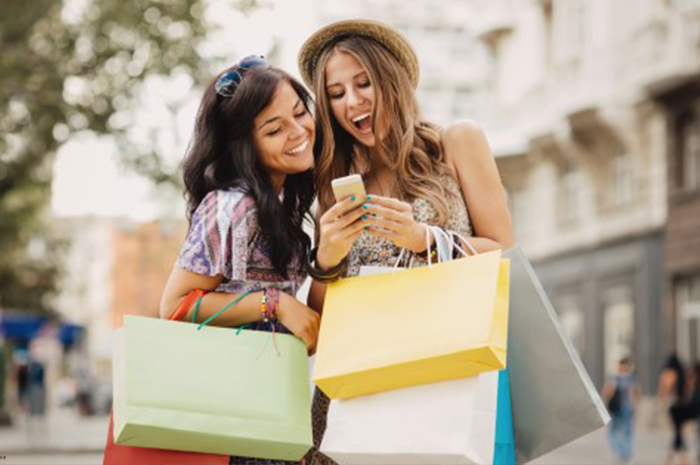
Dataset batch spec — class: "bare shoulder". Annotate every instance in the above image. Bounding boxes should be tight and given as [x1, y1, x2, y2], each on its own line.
[440, 120, 491, 168]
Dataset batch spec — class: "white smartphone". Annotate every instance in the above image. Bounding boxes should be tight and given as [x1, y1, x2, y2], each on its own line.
[331, 174, 367, 208]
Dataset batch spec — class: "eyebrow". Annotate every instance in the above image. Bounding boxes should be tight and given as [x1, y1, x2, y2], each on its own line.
[257, 99, 303, 131]
[326, 71, 368, 89]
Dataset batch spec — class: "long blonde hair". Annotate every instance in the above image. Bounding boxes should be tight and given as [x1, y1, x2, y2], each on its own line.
[313, 36, 454, 224]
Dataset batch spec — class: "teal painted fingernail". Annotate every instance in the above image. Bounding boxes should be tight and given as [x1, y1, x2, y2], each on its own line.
[362, 215, 368, 220]
[362, 204, 369, 209]
[366, 195, 372, 200]
[351, 196, 356, 201]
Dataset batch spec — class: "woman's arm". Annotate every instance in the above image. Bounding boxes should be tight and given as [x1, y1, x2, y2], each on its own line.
[308, 280, 327, 314]
[160, 267, 320, 351]
[160, 267, 265, 324]
[441, 120, 515, 251]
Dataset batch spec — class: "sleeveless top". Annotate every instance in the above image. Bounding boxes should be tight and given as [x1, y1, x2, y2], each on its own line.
[347, 173, 473, 277]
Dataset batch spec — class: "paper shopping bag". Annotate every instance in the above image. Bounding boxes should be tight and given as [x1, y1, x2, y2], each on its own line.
[504, 247, 610, 463]
[112, 315, 313, 461]
[315, 250, 510, 399]
[320, 371, 500, 464]
[103, 413, 228, 465]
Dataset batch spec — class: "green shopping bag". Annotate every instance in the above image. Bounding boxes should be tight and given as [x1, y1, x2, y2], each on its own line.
[112, 315, 313, 461]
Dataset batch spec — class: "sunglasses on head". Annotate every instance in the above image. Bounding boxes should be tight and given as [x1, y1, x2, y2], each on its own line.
[214, 55, 268, 98]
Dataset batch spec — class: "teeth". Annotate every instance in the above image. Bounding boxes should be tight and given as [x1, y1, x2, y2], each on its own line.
[286, 139, 309, 155]
[352, 113, 371, 123]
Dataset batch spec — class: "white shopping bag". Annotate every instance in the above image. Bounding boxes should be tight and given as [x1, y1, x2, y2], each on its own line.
[320, 371, 499, 465]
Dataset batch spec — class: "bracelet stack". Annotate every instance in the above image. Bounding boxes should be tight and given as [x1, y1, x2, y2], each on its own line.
[307, 247, 348, 283]
[261, 287, 279, 323]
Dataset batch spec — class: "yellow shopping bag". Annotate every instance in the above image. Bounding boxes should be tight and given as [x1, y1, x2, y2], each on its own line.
[315, 249, 510, 399]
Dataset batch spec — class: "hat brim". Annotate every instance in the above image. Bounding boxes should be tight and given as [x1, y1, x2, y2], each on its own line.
[298, 19, 419, 90]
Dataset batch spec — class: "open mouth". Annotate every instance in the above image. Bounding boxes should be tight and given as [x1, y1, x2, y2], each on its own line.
[285, 138, 309, 155]
[351, 113, 372, 134]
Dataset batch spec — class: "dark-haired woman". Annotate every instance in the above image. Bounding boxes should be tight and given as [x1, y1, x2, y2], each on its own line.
[160, 56, 319, 465]
[657, 354, 692, 465]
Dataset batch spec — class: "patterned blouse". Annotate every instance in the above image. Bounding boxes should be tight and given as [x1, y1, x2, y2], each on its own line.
[176, 187, 306, 300]
[175, 187, 308, 465]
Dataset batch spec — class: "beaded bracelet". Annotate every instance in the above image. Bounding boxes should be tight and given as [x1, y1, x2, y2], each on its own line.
[261, 287, 280, 323]
[260, 290, 268, 323]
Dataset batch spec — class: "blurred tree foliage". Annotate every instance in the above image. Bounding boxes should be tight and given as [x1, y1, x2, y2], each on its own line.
[0, 0, 218, 315]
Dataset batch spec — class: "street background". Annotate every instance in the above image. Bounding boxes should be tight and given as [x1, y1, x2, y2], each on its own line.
[1, 0, 700, 463]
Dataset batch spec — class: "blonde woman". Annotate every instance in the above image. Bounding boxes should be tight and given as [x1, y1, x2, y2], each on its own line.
[298, 20, 515, 463]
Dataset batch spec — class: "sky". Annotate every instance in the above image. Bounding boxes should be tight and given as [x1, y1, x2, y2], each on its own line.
[51, 0, 316, 221]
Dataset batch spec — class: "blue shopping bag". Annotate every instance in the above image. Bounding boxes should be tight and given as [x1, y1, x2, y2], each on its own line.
[494, 369, 516, 465]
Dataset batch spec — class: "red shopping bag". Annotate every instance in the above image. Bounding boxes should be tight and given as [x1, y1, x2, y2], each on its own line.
[103, 290, 227, 465]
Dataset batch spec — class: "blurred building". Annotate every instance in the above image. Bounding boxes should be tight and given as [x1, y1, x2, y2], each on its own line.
[464, 0, 700, 393]
[53, 217, 187, 402]
[651, 62, 700, 367]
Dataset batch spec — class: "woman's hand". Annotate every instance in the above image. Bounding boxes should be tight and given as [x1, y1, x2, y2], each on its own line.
[276, 292, 321, 354]
[316, 196, 371, 270]
[363, 195, 429, 253]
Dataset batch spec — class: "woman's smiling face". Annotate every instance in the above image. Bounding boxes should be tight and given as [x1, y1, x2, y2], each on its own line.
[253, 80, 315, 191]
[324, 49, 381, 147]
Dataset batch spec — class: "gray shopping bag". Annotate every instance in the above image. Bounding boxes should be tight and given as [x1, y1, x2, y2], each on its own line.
[504, 247, 610, 463]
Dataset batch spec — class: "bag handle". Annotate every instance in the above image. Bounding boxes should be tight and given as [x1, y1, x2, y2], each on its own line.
[392, 225, 465, 271]
[192, 291, 252, 331]
[445, 229, 478, 257]
[168, 288, 253, 331]
[169, 289, 208, 322]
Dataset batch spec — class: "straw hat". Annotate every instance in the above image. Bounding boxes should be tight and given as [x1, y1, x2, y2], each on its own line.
[298, 19, 419, 90]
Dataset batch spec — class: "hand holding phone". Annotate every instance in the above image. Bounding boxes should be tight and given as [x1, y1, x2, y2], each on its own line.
[315, 174, 369, 271]
[331, 174, 366, 208]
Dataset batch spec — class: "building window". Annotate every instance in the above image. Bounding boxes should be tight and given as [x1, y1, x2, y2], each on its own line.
[557, 163, 581, 226]
[571, 0, 587, 54]
[553, 0, 587, 62]
[451, 32, 474, 63]
[603, 285, 635, 376]
[451, 88, 474, 121]
[677, 111, 700, 192]
[676, 274, 700, 363]
[558, 292, 585, 357]
[611, 150, 634, 207]
[541, 0, 554, 69]
[507, 186, 529, 241]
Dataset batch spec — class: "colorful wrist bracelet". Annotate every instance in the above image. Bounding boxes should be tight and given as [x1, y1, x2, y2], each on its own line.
[266, 287, 279, 321]
[260, 290, 269, 323]
[261, 288, 280, 323]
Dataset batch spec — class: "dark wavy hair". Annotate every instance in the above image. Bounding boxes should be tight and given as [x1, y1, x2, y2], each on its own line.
[182, 65, 315, 278]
